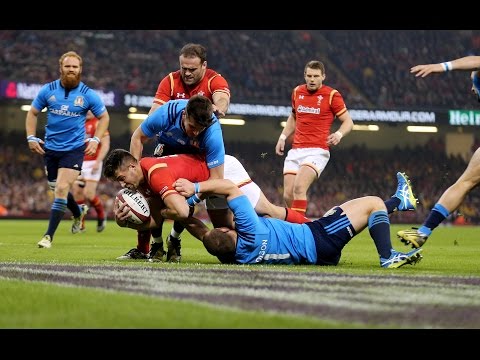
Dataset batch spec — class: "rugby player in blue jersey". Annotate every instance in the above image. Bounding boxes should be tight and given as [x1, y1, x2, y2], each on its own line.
[25, 51, 110, 249]
[174, 173, 423, 268]
[117, 95, 225, 262]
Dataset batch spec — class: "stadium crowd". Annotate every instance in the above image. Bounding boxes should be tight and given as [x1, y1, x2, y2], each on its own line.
[1, 30, 479, 109]
[2, 30, 480, 228]
[2, 130, 479, 225]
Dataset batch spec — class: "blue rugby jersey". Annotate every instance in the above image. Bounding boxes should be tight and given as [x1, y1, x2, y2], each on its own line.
[31, 80, 106, 151]
[231, 195, 318, 265]
[140, 99, 225, 169]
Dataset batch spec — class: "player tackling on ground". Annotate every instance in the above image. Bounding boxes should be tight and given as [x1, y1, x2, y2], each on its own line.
[174, 175, 422, 268]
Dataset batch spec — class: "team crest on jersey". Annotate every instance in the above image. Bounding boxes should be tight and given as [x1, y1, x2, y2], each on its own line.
[74, 96, 84, 107]
[317, 95, 323, 105]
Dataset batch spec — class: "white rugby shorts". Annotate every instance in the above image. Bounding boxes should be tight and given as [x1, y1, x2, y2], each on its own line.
[283, 148, 330, 178]
[205, 155, 261, 210]
[78, 159, 103, 182]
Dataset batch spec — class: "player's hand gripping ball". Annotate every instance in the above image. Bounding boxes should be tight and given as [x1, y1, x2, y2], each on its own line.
[116, 188, 151, 224]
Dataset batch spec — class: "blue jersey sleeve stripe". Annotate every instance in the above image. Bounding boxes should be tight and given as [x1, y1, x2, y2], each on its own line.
[80, 84, 89, 94]
[168, 102, 178, 126]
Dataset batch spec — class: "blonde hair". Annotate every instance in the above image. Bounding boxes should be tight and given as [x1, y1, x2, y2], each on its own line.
[59, 51, 83, 68]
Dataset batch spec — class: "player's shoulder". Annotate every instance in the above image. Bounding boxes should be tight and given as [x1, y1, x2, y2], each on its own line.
[319, 84, 337, 93]
[205, 68, 222, 78]
[293, 84, 307, 93]
[168, 70, 182, 80]
[204, 117, 222, 132]
[161, 98, 188, 115]
[140, 156, 166, 169]
[40, 79, 60, 93]
[78, 82, 97, 95]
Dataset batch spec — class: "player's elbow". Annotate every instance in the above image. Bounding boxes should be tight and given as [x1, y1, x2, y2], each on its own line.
[164, 204, 191, 221]
[175, 204, 191, 220]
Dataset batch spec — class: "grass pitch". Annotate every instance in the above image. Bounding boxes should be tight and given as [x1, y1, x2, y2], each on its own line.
[1, 219, 480, 329]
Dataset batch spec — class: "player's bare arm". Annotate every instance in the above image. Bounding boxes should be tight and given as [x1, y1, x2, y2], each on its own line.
[182, 216, 211, 242]
[93, 134, 111, 172]
[327, 111, 354, 146]
[175, 178, 242, 202]
[25, 107, 46, 155]
[275, 113, 296, 156]
[208, 164, 225, 180]
[411, 56, 480, 78]
[212, 92, 230, 118]
[85, 111, 109, 157]
[130, 126, 151, 160]
[148, 102, 162, 115]
[160, 193, 192, 220]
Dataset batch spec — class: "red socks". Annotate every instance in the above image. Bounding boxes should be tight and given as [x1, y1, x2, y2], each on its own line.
[285, 208, 311, 224]
[89, 195, 105, 220]
[137, 230, 151, 254]
[291, 199, 307, 216]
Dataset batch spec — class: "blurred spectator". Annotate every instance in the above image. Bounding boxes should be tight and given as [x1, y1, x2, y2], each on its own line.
[3, 131, 480, 224]
[3, 29, 476, 109]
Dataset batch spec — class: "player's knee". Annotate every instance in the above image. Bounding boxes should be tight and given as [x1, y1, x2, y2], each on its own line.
[370, 196, 385, 209]
[84, 189, 95, 199]
[54, 182, 70, 195]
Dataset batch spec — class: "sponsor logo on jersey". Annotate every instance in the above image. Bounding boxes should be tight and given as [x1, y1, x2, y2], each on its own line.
[158, 185, 169, 196]
[297, 105, 320, 114]
[50, 108, 82, 117]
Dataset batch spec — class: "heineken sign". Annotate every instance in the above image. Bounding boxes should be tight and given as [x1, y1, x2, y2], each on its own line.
[449, 110, 480, 126]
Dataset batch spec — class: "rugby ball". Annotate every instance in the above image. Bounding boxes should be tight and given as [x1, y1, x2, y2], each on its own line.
[116, 189, 151, 224]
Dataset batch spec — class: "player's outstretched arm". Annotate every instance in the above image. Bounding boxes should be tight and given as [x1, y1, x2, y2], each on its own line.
[175, 178, 242, 202]
[129, 126, 150, 160]
[182, 216, 211, 242]
[411, 56, 480, 78]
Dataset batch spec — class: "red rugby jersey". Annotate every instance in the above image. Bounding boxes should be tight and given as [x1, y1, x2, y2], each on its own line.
[84, 117, 110, 161]
[290, 84, 347, 150]
[153, 69, 230, 105]
[139, 154, 209, 201]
